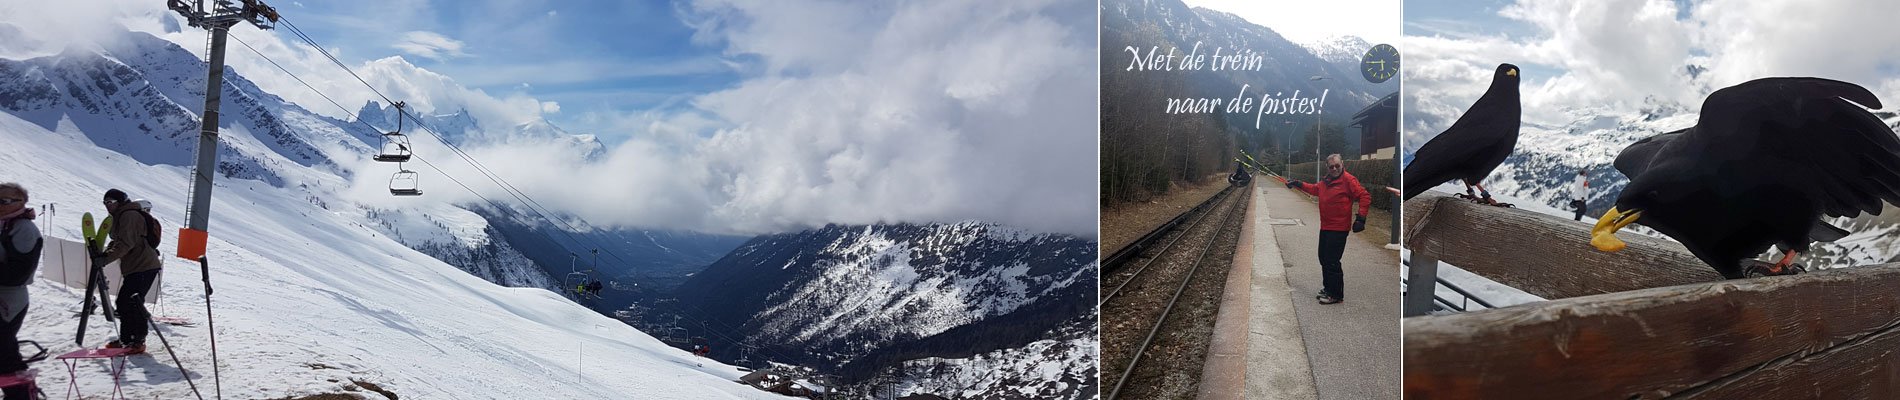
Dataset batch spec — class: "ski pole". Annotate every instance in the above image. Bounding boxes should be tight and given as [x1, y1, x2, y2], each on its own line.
[200, 256, 221, 400]
[138, 292, 205, 400]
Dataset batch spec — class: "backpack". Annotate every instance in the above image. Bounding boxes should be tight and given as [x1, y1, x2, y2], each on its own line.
[1, 217, 43, 286]
[118, 208, 161, 250]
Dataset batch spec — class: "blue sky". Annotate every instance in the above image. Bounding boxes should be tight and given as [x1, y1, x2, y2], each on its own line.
[277, 0, 743, 141]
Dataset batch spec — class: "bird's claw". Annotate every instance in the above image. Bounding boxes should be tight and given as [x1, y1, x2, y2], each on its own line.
[1743, 260, 1807, 277]
[1453, 193, 1515, 208]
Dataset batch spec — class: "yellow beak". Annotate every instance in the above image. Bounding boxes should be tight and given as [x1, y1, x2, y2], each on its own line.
[1507, 68, 1517, 77]
[1591, 207, 1641, 252]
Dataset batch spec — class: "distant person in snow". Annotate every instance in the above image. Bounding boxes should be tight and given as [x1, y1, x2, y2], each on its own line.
[1278, 154, 1371, 305]
[0, 183, 42, 395]
[691, 337, 711, 357]
[586, 280, 603, 295]
[97, 189, 161, 354]
[1569, 169, 1589, 221]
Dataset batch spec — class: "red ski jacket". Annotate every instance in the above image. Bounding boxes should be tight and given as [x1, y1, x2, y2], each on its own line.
[1293, 171, 1371, 232]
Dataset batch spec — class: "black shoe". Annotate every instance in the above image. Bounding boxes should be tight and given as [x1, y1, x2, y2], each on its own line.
[1317, 294, 1342, 304]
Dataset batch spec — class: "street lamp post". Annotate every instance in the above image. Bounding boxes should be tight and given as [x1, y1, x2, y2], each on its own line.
[1309, 75, 1327, 180]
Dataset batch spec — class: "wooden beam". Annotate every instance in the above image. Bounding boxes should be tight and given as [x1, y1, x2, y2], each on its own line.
[1402, 192, 1721, 299]
[1403, 263, 1900, 399]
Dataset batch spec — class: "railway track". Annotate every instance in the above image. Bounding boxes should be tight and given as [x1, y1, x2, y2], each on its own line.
[1101, 183, 1251, 400]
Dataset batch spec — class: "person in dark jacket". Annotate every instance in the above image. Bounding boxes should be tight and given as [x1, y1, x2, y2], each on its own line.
[0, 183, 41, 398]
[1280, 155, 1371, 304]
[97, 189, 161, 354]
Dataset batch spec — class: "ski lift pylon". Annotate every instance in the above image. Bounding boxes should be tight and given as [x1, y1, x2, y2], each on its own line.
[389, 169, 423, 196]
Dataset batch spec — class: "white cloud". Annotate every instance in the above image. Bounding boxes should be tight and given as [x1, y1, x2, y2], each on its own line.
[1182, 0, 1402, 45]
[391, 30, 468, 61]
[455, 0, 1101, 236]
[540, 101, 560, 114]
[1403, 0, 1900, 151]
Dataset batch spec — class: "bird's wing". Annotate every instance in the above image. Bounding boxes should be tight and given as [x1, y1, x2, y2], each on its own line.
[1403, 127, 1492, 198]
[1406, 129, 1474, 198]
[1689, 77, 1900, 218]
[1614, 129, 1688, 179]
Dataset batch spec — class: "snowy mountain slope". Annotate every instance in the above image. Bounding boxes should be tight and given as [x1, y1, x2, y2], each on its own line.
[889, 314, 1098, 399]
[1301, 35, 1374, 76]
[672, 222, 1097, 395]
[356, 100, 605, 160]
[1, 103, 777, 398]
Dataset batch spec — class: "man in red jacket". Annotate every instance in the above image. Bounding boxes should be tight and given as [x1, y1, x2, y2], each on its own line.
[1281, 154, 1370, 305]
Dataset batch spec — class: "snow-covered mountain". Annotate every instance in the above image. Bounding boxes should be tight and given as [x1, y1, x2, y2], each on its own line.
[887, 313, 1097, 399]
[1301, 35, 1375, 74]
[0, 26, 782, 398]
[356, 100, 606, 160]
[1435, 101, 1900, 269]
[672, 222, 1098, 398]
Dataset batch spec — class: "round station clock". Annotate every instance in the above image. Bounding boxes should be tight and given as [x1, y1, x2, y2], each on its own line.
[1361, 44, 1399, 84]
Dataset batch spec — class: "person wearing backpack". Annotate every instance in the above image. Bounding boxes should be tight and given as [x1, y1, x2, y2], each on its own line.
[96, 189, 160, 354]
[0, 183, 42, 398]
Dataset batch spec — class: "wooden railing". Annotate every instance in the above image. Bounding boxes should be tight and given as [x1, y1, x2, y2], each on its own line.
[1401, 192, 1900, 398]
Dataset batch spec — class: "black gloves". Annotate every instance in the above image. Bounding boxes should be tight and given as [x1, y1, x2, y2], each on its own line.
[1285, 180, 1302, 189]
[1352, 215, 1367, 233]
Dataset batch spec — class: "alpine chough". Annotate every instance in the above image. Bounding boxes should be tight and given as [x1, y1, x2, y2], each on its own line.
[1402, 63, 1521, 201]
[1592, 77, 1900, 278]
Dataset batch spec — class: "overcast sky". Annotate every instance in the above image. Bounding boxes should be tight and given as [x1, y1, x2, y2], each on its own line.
[1403, 0, 1900, 146]
[1183, 0, 1403, 46]
[0, 0, 1101, 237]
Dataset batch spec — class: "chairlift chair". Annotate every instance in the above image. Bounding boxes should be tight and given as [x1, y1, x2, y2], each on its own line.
[373, 101, 412, 163]
[564, 271, 591, 292]
[374, 134, 412, 163]
[389, 170, 423, 196]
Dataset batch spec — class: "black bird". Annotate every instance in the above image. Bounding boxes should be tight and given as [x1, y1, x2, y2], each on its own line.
[1592, 77, 1900, 279]
[1402, 63, 1521, 201]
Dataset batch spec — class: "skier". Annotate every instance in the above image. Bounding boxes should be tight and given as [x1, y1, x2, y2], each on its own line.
[0, 183, 42, 399]
[691, 337, 711, 357]
[1279, 155, 1371, 305]
[96, 189, 161, 354]
[586, 280, 604, 296]
[1569, 169, 1589, 221]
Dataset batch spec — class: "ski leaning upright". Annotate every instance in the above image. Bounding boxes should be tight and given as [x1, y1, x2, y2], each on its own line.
[75, 212, 116, 347]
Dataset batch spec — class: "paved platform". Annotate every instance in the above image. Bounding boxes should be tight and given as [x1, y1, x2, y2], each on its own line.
[1201, 184, 1401, 400]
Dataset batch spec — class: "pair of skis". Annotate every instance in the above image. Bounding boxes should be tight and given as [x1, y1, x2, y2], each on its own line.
[76, 212, 116, 347]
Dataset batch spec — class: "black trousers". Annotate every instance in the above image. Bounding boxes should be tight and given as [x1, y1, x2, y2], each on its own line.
[1318, 230, 1348, 299]
[2, 306, 26, 400]
[116, 269, 161, 344]
[1571, 199, 1587, 221]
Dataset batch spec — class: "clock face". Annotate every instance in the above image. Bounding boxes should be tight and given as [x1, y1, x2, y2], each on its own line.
[1361, 44, 1400, 84]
